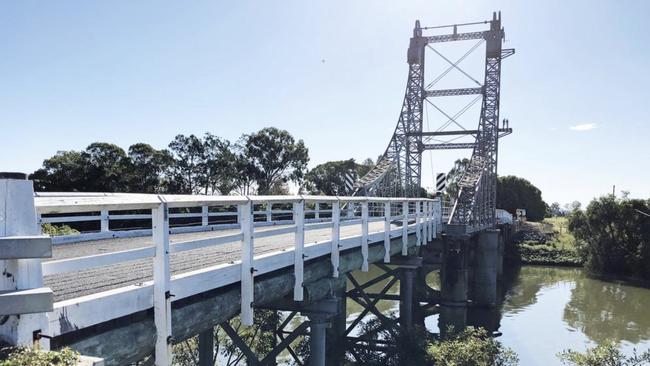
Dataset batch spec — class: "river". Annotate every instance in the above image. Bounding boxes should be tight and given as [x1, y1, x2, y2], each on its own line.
[344, 265, 650, 364]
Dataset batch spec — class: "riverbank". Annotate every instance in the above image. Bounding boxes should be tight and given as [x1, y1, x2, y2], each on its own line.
[508, 217, 584, 267]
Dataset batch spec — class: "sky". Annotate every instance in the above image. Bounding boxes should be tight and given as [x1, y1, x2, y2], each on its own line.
[1, 0, 649, 206]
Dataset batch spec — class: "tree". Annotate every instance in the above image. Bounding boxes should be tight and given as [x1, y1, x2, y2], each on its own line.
[445, 158, 471, 199]
[81, 142, 129, 192]
[568, 196, 650, 279]
[304, 159, 358, 196]
[168, 134, 205, 194]
[30, 150, 88, 191]
[548, 202, 563, 217]
[125, 143, 173, 193]
[200, 133, 239, 195]
[357, 158, 375, 178]
[496, 176, 547, 221]
[238, 127, 309, 195]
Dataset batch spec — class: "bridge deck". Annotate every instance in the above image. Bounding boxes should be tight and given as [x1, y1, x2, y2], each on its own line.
[44, 221, 390, 302]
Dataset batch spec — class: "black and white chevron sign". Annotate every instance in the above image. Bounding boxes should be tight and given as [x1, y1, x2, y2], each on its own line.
[436, 173, 446, 192]
[344, 171, 356, 193]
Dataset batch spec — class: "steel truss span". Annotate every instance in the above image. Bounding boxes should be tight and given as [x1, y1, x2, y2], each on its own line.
[353, 12, 514, 233]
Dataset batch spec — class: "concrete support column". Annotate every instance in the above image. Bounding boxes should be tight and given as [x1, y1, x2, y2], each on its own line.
[441, 234, 470, 306]
[198, 328, 214, 366]
[308, 314, 329, 366]
[471, 229, 499, 307]
[399, 267, 415, 332]
[326, 289, 347, 366]
[496, 229, 505, 278]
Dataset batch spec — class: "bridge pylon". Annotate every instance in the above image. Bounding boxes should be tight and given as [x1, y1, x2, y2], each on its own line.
[354, 12, 514, 235]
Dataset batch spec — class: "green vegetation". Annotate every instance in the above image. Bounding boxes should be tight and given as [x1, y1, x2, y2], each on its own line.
[517, 242, 583, 266]
[0, 347, 79, 366]
[508, 217, 583, 266]
[428, 327, 519, 366]
[568, 195, 650, 280]
[41, 223, 80, 236]
[558, 341, 650, 366]
[303, 159, 374, 195]
[30, 128, 310, 195]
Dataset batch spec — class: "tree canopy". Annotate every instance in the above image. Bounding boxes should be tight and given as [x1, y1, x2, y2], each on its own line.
[304, 158, 375, 196]
[29, 128, 310, 196]
[496, 175, 547, 221]
[237, 127, 309, 195]
[568, 195, 650, 279]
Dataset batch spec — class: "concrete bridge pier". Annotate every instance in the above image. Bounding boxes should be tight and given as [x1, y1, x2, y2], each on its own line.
[440, 233, 470, 307]
[470, 229, 500, 307]
[399, 266, 415, 332]
[325, 287, 347, 366]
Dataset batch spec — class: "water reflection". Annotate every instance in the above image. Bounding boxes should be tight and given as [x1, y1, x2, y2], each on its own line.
[339, 264, 650, 364]
[563, 272, 650, 344]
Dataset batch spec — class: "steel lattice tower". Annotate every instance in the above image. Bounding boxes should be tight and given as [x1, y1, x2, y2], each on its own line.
[354, 12, 514, 232]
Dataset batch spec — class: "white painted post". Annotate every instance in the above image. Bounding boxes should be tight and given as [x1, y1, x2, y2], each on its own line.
[100, 209, 109, 232]
[293, 200, 305, 301]
[201, 205, 209, 226]
[415, 201, 421, 246]
[331, 201, 340, 277]
[383, 201, 391, 263]
[402, 201, 408, 256]
[347, 202, 354, 219]
[361, 201, 369, 272]
[0, 174, 51, 349]
[314, 202, 320, 220]
[152, 201, 171, 365]
[239, 201, 254, 326]
[427, 201, 435, 241]
[266, 201, 272, 223]
[422, 201, 428, 245]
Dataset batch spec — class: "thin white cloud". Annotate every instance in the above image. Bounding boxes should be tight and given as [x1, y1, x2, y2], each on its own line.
[569, 123, 597, 131]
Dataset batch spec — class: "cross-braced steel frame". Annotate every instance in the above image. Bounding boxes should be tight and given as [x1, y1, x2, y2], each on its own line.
[354, 12, 514, 233]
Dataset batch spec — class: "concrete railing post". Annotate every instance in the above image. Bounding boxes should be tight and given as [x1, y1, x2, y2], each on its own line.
[0, 173, 53, 349]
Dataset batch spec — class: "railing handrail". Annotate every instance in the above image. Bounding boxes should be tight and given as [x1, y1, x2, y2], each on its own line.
[35, 192, 439, 215]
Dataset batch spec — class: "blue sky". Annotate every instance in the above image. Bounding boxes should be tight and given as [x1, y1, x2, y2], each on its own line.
[1, 0, 648, 205]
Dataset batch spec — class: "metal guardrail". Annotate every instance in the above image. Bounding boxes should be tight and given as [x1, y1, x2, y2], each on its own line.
[34, 193, 442, 364]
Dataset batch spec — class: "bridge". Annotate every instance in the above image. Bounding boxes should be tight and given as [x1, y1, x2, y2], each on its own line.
[0, 12, 514, 366]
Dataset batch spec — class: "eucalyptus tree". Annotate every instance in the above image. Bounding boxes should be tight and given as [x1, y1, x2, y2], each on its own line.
[237, 127, 309, 195]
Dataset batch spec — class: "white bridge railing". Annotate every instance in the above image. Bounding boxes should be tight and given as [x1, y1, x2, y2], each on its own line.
[34, 193, 441, 364]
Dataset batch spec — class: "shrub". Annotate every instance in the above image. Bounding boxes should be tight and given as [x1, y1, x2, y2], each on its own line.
[558, 340, 650, 366]
[428, 327, 519, 366]
[0, 347, 79, 366]
[41, 223, 80, 236]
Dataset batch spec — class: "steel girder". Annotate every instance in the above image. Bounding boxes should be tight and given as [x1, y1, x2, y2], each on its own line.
[355, 13, 512, 232]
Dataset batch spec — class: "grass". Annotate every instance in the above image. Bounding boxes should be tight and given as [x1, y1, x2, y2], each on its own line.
[543, 216, 577, 250]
